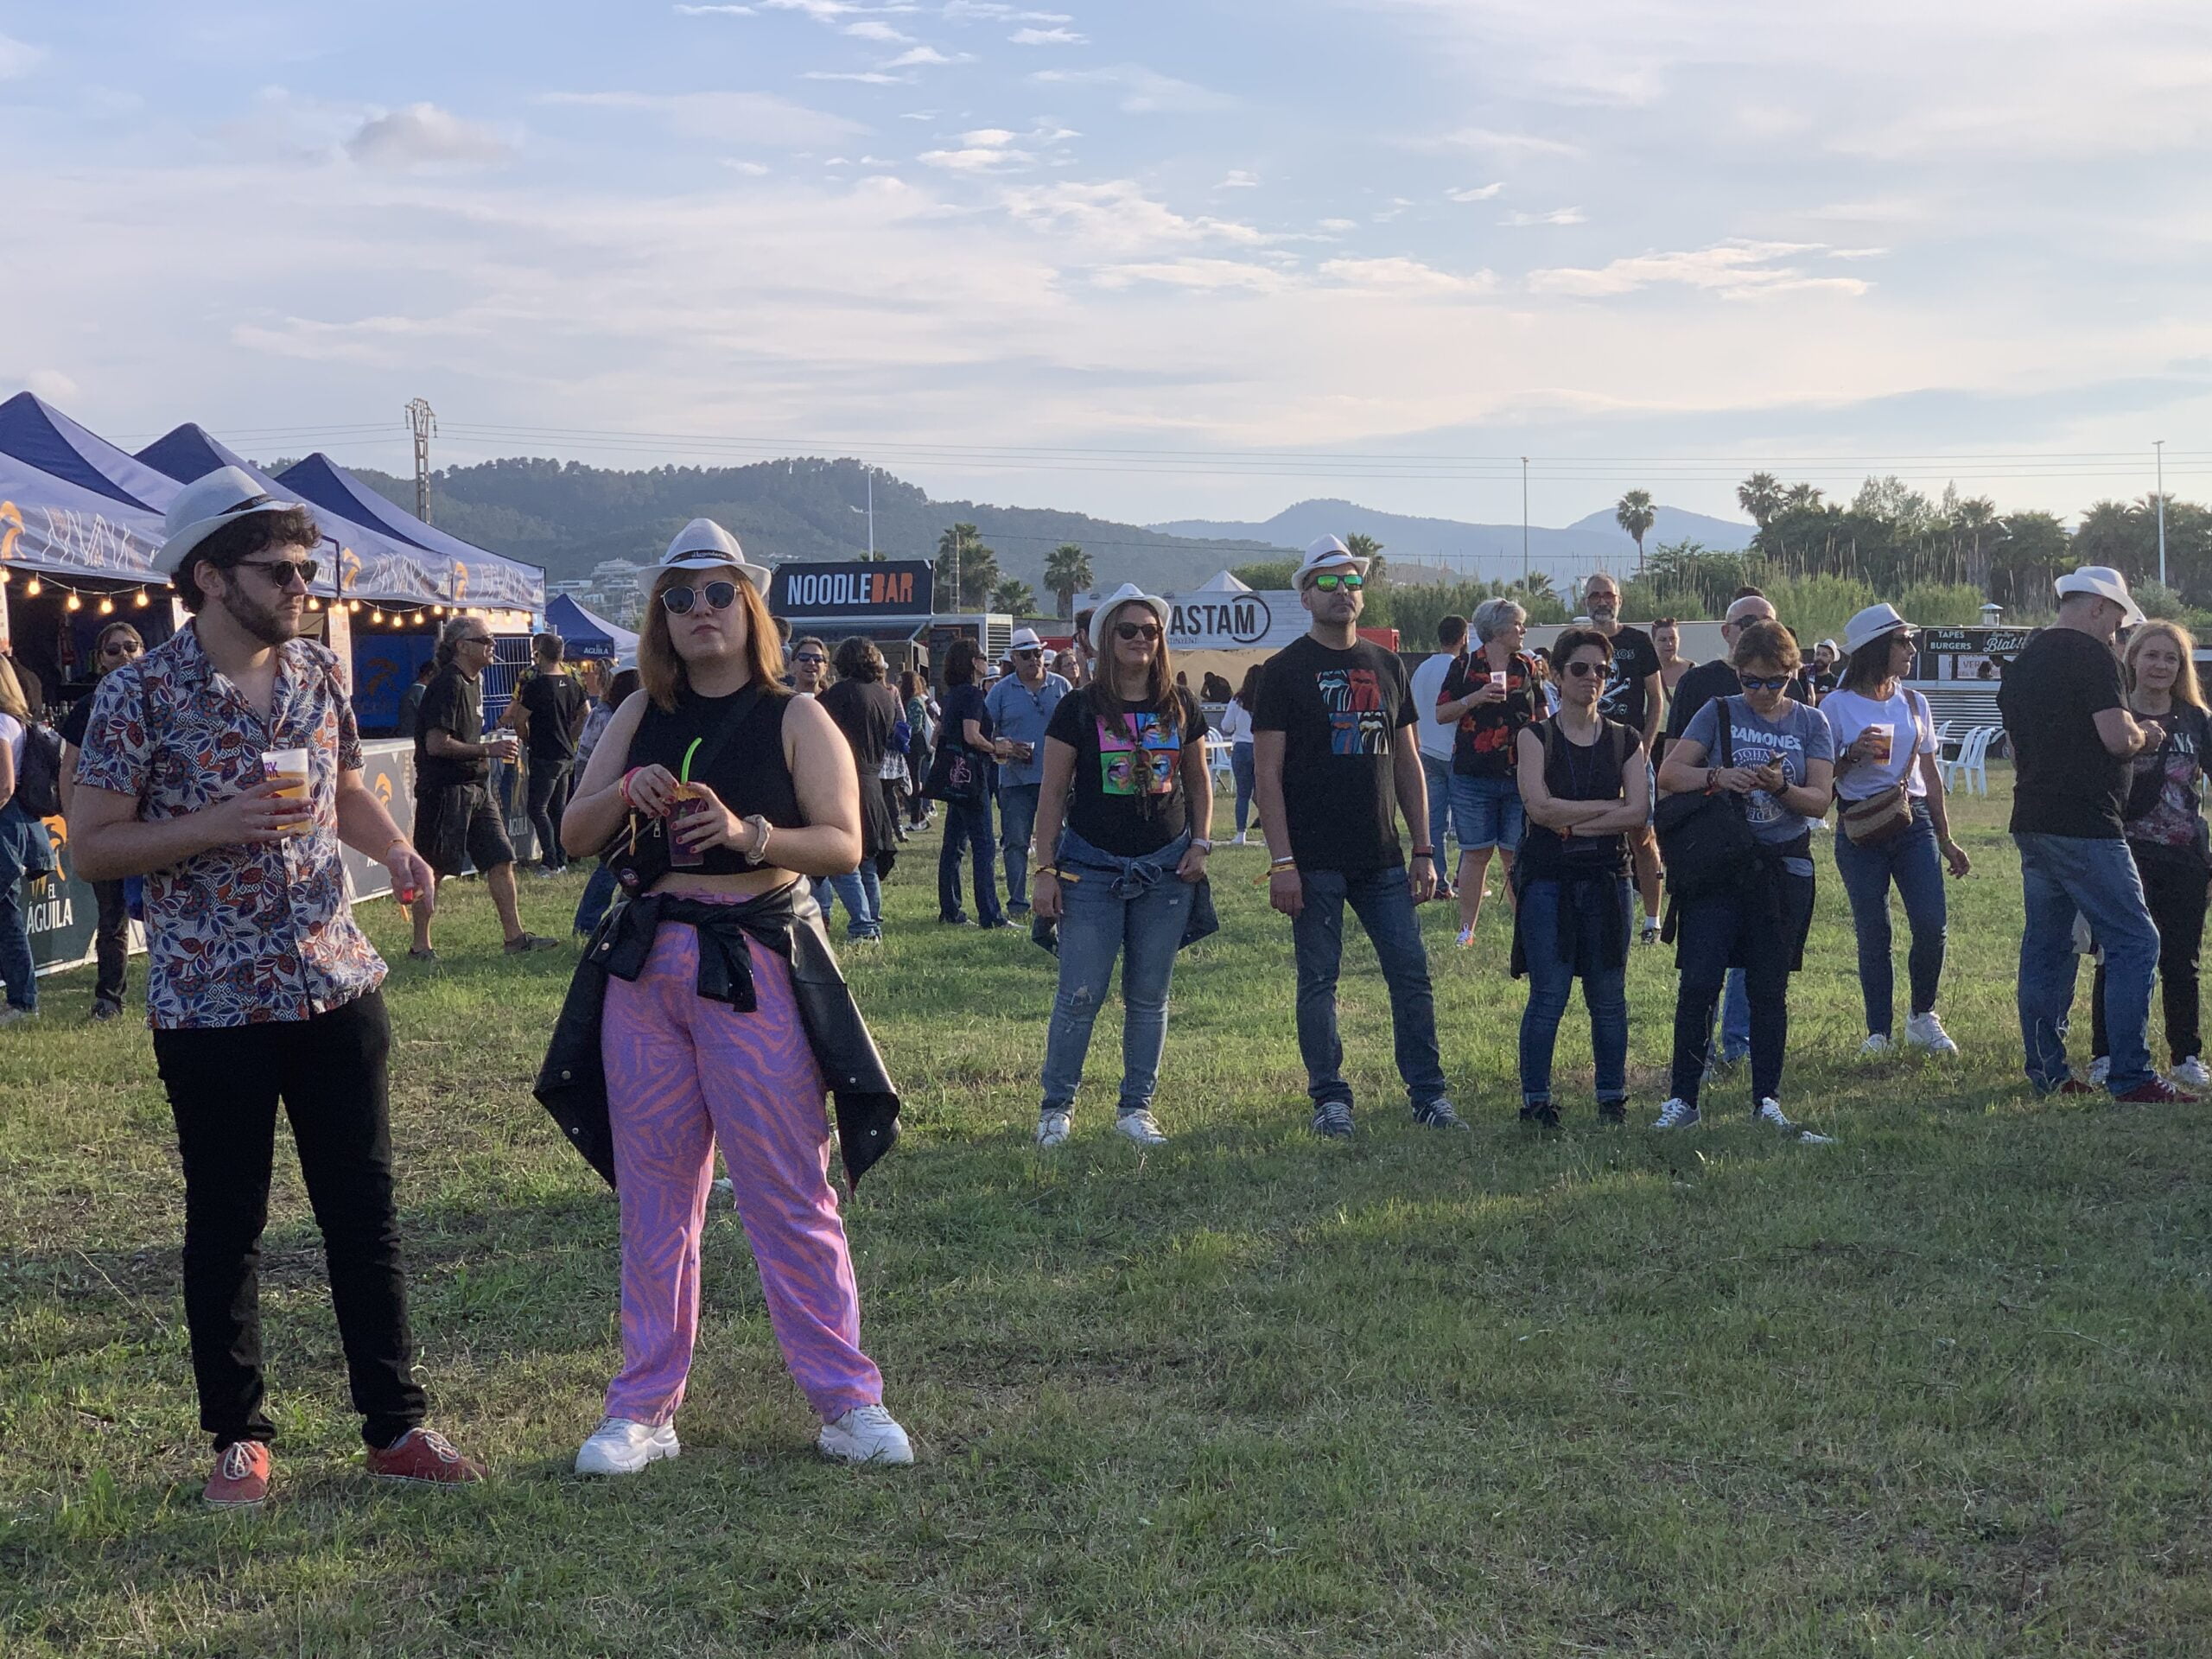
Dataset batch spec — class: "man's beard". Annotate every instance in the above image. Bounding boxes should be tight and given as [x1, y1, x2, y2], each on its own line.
[220, 583, 300, 648]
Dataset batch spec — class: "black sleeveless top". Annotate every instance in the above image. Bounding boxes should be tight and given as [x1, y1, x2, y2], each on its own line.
[625, 683, 804, 876]
[1516, 715, 1633, 880]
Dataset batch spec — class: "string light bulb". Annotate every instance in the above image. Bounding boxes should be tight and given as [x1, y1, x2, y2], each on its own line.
[23, 577, 40, 597]
[371, 608, 384, 624]
[347, 599, 360, 613]
[99, 594, 115, 615]
[133, 589, 149, 608]
[66, 592, 82, 612]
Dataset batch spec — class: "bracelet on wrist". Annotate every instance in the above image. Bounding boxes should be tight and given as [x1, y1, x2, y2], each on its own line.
[619, 768, 641, 808]
[385, 836, 410, 862]
[1268, 855, 1297, 872]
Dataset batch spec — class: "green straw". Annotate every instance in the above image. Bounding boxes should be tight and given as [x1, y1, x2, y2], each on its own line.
[680, 738, 702, 783]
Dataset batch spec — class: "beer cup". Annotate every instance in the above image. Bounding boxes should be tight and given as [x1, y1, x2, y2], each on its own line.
[262, 747, 311, 836]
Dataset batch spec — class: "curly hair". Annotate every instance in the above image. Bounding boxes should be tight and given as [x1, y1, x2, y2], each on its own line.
[172, 507, 321, 613]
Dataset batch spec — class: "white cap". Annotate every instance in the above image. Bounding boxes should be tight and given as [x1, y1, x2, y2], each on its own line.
[1009, 626, 1045, 652]
[1295, 534, 1369, 585]
[1088, 582, 1173, 658]
[650, 518, 771, 593]
[2055, 564, 2145, 626]
[156, 466, 308, 575]
[1841, 605, 1910, 655]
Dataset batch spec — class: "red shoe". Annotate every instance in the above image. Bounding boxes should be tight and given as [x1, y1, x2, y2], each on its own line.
[203, 1441, 271, 1508]
[2051, 1078, 2101, 1096]
[365, 1427, 485, 1485]
[2114, 1077, 2201, 1105]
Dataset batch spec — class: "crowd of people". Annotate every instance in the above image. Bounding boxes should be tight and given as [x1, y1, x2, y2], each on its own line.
[16, 461, 2209, 1510]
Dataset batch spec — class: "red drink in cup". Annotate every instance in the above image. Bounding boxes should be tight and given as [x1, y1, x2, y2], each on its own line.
[668, 783, 708, 868]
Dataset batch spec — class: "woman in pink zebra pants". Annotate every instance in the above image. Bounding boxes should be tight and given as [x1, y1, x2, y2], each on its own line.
[560, 519, 912, 1473]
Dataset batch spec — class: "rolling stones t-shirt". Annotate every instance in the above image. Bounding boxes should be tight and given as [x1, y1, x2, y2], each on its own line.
[1252, 633, 1416, 874]
[1046, 686, 1209, 857]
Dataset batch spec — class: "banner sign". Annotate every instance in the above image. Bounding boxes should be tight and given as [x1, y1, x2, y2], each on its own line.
[1167, 590, 1307, 652]
[770, 560, 935, 619]
[26, 811, 105, 976]
[1921, 626, 2037, 658]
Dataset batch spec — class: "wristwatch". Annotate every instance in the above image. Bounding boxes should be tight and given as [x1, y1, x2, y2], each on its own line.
[1190, 837, 1214, 853]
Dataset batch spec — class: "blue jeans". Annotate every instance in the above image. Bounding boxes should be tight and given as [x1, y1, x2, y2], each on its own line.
[0, 803, 45, 1011]
[938, 794, 1002, 925]
[1834, 800, 1948, 1036]
[998, 782, 1040, 912]
[1419, 753, 1454, 867]
[1039, 830, 1193, 1116]
[1518, 875, 1630, 1108]
[1232, 742, 1257, 836]
[1447, 772, 1524, 853]
[812, 866, 883, 941]
[1709, 970, 1750, 1065]
[574, 864, 618, 936]
[2014, 831, 2159, 1094]
[1290, 865, 1448, 1108]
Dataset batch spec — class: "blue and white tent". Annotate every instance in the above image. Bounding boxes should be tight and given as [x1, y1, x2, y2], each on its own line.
[546, 593, 638, 665]
[276, 454, 543, 614]
[0, 393, 170, 579]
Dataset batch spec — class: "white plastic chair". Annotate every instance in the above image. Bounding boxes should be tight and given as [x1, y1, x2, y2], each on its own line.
[1945, 727, 1995, 797]
[1205, 733, 1236, 793]
[1930, 719, 1953, 757]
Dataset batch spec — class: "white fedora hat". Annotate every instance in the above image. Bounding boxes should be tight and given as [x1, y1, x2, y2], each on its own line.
[2055, 564, 2145, 626]
[1841, 605, 1912, 655]
[1009, 626, 1045, 652]
[1089, 582, 1172, 658]
[648, 518, 771, 593]
[155, 466, 309, 575]
[1295, 534, 1369, 584]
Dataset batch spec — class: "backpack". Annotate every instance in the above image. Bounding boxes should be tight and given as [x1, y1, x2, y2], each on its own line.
[12, 721, 64, 818]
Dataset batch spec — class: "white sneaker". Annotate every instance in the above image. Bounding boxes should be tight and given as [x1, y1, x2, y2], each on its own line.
[1904, 1012, 1959, 1056]
[1859, 1032, 1892, 1057]
[1231, 832, 1248, 846]
[1651, 1098, 1700, 1130]
[2177, 1056, 2212, 1089]
[2088, 1056, 2111, 1088]
[575, 1417, 679, 1475]
[1756, 1097, 1835, 1145]
[1035, 1110, 1071, 1148]
[1110, 1109, 1168, 1145]
[817, 1404, 913, 1465]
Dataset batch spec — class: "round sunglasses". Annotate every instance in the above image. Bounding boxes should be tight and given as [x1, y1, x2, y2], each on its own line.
[662, 580, 738, 616]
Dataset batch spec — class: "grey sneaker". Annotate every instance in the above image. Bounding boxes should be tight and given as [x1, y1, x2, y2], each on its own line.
[1412, 1097, 1467, 1130]
[1311, 1100, 1357, 1140]
[1755, 1097, 1835, 1145]
[1651, 1098, 1700, 1130]
[90, 998, 125, 1022]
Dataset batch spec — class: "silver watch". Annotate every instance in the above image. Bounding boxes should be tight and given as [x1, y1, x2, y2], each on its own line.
[1190, 837, 1213, 853]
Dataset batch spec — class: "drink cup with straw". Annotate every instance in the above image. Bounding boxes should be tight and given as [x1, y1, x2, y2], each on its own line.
[668, 738, 708, 868]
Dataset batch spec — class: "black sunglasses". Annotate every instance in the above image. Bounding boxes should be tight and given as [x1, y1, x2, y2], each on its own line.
[100, 639, 143, 657]
[662, 581, 738, 616]
[1737, 672, 1793, 692]
[1561, 659, 1606, 678]
[237, 557, 319, 588]
[1114, 621, 1162, 641]
[793, 652, 827, 665]
[1013, 647, 1043, 658]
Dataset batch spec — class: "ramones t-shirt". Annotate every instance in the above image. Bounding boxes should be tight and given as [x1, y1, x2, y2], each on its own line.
[1046, 685, 1209, 857]
[1252, 633, 1415, 874]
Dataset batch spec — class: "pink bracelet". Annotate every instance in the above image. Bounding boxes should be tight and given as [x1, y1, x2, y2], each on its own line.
[619, 768, 643, 808]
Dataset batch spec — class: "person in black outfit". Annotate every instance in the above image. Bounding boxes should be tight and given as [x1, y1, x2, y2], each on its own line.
[817, 636, 903, 940]
[394, 659, 435, 740]
[931, 638, 1005, 927]
[508, 632, 590, 875]
[1580, 571, 1668, 942]
[57, 620, 146, 1019]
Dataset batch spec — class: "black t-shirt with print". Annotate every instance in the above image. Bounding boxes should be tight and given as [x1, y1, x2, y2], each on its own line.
[518, 671, 588, 763]
[415, 666, 488, 790]
[2001, 626, 2129, 839]
[1046, 685, 1210, 857]
[1598, 625, 1663, 736]
[1252, 633, 1415, 874]
[1439, 649, 1544, 777]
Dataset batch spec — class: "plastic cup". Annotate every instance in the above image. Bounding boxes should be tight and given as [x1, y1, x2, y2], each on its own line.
[1866, 723, 1894, 766]
[1489, 670, 1508, 695]
[668, 783, 708, 868]
[262, 747, 311, 836]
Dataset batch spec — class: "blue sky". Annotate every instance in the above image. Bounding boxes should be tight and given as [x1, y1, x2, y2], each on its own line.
[4, 0, 2209, 532]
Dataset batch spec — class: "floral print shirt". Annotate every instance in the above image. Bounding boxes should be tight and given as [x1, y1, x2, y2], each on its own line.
[73, 623, 385, 1029]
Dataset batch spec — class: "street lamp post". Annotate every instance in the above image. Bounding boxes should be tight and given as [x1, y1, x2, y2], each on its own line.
[849, 470, 876, 559]
[1520, 456, 1529, 589]
[2156, 439, 2167, 589]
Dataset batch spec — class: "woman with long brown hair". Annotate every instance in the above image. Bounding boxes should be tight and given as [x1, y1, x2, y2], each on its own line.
[1027, 583, 1213, 1147]
[0, 653, 52, 1022]
[555, 519, 911, 1474]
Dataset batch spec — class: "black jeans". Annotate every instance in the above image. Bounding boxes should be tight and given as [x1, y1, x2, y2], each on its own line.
[152, 992, 424, 1450]
[1668, 868, 1814, 1109]
[92, 878, 130, 1005]
[526, 758, 575, 870]
[2093, 842, 2210, 1065]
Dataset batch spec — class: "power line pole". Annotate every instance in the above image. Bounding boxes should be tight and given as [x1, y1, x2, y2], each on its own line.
[405, 398, 437, 524]
[1520, 456, 1529, 589]
[2155, 439, 2168, 588]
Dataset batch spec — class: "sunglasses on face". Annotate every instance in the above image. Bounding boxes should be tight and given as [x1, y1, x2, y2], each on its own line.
[1562, 659, 1606, 679]
[1014, 648, 1042, 659]
[237, 558, 319, 588]
[662, 581, 738, 616]
[793, 652, 826, 666]
[1114, 622, 1161, 642]
[101, 640, 143, 658]
[1737, 672, 1793, 692]
[1308, 572, 1364, 592]
[460, 634, 495, 650]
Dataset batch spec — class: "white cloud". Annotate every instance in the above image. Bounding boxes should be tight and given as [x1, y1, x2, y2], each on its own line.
[1010, 27, 1086, 45]
[1217, 169, 1259, 189]
[805, 70, 906, 81]
[1094, 259, 1290, 294]
[673, 3, 756, 12]
[920, 145, 1033, 171]
[1447, 182, 1503, 202]
[1503, 207, 1585, 226]
[1421, 126, 1581, 159]
[346, 104, 516, 170]
[961, 128, 1018, 145]
[0, 31, 47, 78]
[1029, 66, 1234, 113]
[537, 90, 865, 146]
[1318, 218, 1357, 232]
[899, 109, 938, 119]
[1002, 179, 1264, 255]
[884, 46, 965, 66]
[1319, 257, 1495, 296]
[1528, 240, 1870, 300]
[23, 369, 79, 404]
[721, 159, 772, 175]
[843, 19, 912, 40]
[944, 2, 1071, 18]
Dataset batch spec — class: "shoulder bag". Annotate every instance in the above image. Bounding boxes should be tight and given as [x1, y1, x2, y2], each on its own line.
[1840, 690, 1929, 847]
[1655, 696, 1758, 902]
[601, 683, 770, 896]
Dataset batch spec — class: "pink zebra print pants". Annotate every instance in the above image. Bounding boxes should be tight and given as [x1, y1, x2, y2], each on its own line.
[601, 918, 883, 1426]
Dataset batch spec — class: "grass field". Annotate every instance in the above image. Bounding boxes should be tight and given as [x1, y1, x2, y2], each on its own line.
[6, 766, 2212, 1656]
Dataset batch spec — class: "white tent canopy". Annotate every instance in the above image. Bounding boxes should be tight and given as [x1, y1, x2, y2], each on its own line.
[1193, 569, 1254, 593]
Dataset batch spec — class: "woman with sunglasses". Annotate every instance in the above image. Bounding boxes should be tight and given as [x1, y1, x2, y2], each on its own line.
[1028, 584, 1211, 1147]
[57, 621, 148, 1019]
[557, 520, 912, 1474]
[1824, 604, 1969, 1058]
[1652, 620, 1838, 1142]
[931, 638, 1006, 928]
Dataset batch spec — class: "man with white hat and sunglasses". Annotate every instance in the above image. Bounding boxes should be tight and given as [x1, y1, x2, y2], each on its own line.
[69, 467, 484, 1505]
[1254, 536, 1462, 1138]
[985, 624, 1071, 916]
[2000, 565, 2194, 1103]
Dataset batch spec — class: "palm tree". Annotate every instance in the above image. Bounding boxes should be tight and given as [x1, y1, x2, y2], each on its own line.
[1043, 543, 1093, 618]
[1736, 472, 1783, 529]
[937, 523, 1000, 610]
[990, 577, 1037, 615]
[1614, 489, 1656, 572]
[1954, 496, 1998, 589]
[1344, 531, 1386, 586]
[1782, 482, 1825, 512]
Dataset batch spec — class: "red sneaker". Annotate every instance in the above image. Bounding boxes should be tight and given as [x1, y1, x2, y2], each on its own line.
[2114, 1077, 2202, 1105]
[364, 1427, 485, 1485]
[203, 1441, 271, 1508]
[2050, 1078, 2101, 1096]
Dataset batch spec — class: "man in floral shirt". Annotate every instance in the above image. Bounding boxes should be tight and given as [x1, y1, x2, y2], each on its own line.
[70, 467, 485, 1508]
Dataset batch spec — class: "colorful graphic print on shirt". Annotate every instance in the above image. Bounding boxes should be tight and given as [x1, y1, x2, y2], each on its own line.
[1098, 710, 1182, 796]
[1318, 668, 1392, 757]
[1723, 720, 1808, 828]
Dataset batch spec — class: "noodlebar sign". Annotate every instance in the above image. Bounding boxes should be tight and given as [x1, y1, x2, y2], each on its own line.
[769, 559, 936, 618]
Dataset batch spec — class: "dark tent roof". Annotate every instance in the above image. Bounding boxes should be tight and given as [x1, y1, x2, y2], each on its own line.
[276, 454, 543, 613]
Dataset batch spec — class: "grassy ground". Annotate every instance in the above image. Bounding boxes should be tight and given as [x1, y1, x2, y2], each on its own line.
[4, 766, 2212, 1656]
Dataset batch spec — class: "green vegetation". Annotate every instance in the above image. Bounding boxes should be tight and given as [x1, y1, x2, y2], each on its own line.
[7, 773, 2212, 1654]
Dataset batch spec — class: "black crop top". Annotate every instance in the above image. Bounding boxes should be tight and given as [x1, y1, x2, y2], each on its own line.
[625, 683, 804, 875]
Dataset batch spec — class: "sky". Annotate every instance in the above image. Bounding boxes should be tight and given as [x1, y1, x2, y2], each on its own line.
[3, 0, 2210, 534]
